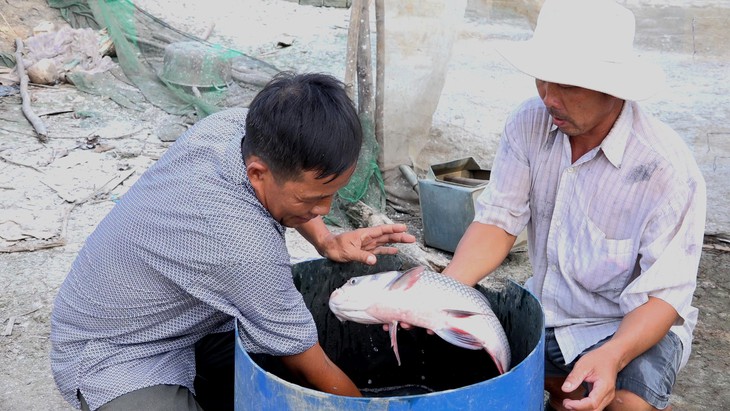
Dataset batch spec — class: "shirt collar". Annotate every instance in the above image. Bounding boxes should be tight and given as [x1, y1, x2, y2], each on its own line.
[599, 101, 634, 169]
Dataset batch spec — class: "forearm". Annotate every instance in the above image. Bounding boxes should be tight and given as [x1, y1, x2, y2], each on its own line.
[296, 216, 331, 256]
[281, 342, 362, 397]
[442, 222, 516, 286]
[600, 297, 679, 371]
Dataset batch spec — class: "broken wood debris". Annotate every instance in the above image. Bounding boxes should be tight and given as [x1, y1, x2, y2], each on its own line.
[703, 243, 730, 252]
[345, 200, 450, 271]
[2, 317, 16, 336]
[2, 305, 43, 336]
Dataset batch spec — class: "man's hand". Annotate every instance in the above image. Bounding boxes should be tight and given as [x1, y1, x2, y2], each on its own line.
[318, 223, 416, 265]
[382, 321, 434, 335]
[560, 346, 620, 410]
[559, 297, 678, 410]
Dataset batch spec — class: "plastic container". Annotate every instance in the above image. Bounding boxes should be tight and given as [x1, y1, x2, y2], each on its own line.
[159, 41, 232, 88]
[418, 157, 490, 253]
[234, 256, 545, 410]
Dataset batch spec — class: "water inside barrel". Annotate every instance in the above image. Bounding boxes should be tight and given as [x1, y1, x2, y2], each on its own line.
[360, 384, 435, 397]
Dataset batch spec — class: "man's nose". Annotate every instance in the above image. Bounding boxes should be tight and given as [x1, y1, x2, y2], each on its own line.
[539, 81, 561, 109]
[312, 197, 333, 216]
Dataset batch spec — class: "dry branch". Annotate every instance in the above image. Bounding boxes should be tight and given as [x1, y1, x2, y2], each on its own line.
[14, 38, 48, 143]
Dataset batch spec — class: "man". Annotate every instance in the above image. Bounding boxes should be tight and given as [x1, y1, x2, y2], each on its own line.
[50, 72, 415, 411]
[443, 1, 706, 410]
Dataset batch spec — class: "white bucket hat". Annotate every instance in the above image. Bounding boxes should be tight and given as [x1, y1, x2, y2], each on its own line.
[496, 0, 666, 101]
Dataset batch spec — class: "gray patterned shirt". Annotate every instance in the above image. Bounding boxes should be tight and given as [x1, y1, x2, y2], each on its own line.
[50, 108, 318, 410]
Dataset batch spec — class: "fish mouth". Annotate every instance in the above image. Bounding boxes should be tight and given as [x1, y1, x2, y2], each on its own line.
[328, 302, 381, 324]
[327, 299, 353, 322]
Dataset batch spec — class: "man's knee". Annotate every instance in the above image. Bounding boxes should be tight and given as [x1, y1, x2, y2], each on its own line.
[606, 389, 670, 411]
[545, 376, 584, 409]
[546, 387, 670, 411]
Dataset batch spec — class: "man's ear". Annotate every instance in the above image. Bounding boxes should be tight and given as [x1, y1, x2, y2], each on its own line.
[245, 156, 272, 191]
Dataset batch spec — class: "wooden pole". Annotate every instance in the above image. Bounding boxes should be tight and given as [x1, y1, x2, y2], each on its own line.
[344, 0, 363, 101]
[356, 0, 373, 118]
[374, 0, 385, 169]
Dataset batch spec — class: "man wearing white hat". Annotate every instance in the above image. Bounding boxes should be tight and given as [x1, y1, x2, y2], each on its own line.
[443, 0, 706, 410]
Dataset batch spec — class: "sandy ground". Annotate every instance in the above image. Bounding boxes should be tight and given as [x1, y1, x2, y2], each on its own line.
[1, 1, 729, 410]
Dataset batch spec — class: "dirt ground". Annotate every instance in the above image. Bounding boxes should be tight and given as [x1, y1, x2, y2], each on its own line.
[1, 1, 729, 410]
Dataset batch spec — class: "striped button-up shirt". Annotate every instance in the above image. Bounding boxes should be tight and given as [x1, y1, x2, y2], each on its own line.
[50, 108, 318, 410]
[474, 97, 706, 368]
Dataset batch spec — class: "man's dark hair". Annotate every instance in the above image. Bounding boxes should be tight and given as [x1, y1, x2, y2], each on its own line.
[242, 72, 362, 182]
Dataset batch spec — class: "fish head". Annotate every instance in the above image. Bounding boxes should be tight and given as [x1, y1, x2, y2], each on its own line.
[328, 270, 402, 324]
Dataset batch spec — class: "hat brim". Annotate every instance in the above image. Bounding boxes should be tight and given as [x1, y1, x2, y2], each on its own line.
[495, 40, 666, 101]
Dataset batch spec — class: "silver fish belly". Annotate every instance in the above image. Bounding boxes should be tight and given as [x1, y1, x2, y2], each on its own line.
[329, 266, 511, 374]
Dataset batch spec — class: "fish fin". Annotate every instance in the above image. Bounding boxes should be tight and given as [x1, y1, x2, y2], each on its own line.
[386, 266, 426, 291]
[389, 320, 401, 366]
[489, 351, 506, 375]
[443, 309, 484, 318]
[433, 327, 484, 350]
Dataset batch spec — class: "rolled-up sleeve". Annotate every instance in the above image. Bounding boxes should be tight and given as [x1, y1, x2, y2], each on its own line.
[474, 110, 533, 236]
[212, 261, 317, 356]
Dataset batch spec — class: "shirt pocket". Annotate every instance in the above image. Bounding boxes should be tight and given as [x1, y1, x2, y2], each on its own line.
[559, 216, 637, 300]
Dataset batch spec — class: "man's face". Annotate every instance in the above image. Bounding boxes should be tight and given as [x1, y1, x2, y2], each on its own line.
[535, 79, 623, 140]
[247, 159, 355, 228]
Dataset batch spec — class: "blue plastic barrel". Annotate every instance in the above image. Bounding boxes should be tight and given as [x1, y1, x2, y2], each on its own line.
[235, 256, 545, 410]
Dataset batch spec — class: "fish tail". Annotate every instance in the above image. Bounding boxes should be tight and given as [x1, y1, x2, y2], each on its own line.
[488, 351, 506, 375]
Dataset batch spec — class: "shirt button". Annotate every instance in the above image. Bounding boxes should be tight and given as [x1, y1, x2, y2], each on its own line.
[550, 264, 558, 272]
[567, 167, 575, 173]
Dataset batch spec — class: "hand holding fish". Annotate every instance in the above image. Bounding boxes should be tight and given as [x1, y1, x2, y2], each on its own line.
[317, 223, 416, 265]
[329, 266, 511, 374]
[382, 321, 432, 334]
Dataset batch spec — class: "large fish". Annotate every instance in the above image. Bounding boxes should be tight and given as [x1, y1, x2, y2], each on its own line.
[328, 266, 511, 374]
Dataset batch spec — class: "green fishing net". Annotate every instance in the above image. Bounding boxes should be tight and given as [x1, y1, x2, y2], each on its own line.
[48, 0, 274, 116]
[47, 0, 384, 224]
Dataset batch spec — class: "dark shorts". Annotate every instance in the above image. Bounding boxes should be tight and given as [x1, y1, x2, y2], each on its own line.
[79, 385, 202, 411]
[79, 331, 235, 411]
[544, 328, 683, 409]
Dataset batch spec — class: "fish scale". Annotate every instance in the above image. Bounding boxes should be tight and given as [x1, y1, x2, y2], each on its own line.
[329, 266, 512, 374]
